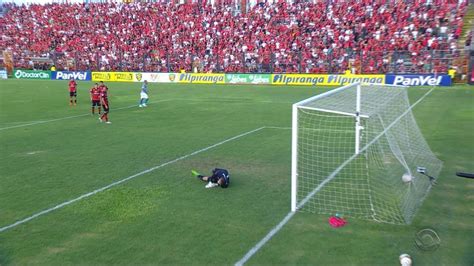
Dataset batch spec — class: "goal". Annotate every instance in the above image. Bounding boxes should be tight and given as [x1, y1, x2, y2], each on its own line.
[291, 82, 443, 224]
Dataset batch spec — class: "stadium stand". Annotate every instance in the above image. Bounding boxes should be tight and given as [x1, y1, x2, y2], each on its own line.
[0, 1, 468, 73]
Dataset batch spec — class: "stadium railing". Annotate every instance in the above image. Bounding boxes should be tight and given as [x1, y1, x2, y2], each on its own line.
[5, 48, 471, 77]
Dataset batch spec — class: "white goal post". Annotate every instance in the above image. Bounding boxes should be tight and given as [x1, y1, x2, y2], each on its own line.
[291, 82, 443, 224]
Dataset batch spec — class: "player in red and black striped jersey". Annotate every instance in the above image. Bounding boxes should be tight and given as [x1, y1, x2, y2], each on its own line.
[98, 81, 106, 92]
[99, 82, 111, 124]
[69, 79, 77, 106]
[89, 83, 101, 115]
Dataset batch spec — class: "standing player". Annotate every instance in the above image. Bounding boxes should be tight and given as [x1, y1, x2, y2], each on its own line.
[68, 78, 77, 106]
[89, 83, 101, 115]
[139, 80, 149, 107]
[99, 82, 111, 124]
[98, 81, 106, 92]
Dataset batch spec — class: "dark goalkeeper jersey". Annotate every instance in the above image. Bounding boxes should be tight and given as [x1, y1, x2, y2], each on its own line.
[211, 168, 230, 188]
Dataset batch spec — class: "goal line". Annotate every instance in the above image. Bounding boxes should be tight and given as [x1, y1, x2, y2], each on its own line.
[235, 86, 437, 266]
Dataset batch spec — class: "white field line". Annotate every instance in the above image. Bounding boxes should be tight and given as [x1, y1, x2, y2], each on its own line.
[175, 98, 291, 104]
[0, 99, 291, 131]
[234, 88, 435, 265]
[2, 120, 47, 125]
[265, 126, 291, 130]
[0, 127, 265, 233]
[0, 99, 173, 131]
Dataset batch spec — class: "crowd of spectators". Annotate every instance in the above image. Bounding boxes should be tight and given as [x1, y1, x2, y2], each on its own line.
[0, 1, 468, 73]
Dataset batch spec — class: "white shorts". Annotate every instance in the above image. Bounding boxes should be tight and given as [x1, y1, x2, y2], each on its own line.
[140, 92, 149, 99]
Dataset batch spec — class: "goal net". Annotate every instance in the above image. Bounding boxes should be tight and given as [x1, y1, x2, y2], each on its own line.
[291, 83, 443, 224]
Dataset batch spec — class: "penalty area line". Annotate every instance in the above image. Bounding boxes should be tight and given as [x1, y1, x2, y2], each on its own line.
[0, 127, 265, 233]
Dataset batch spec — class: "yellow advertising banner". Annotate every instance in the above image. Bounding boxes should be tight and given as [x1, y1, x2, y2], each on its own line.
[178, 73, 225, 84]
[271, 74, 385, 86]
[114, 72, 135, 82]
[92, 72, 115, 82]
[91, 72, 138, 82]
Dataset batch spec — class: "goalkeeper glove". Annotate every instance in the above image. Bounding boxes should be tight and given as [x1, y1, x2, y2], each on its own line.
[192, 170, 203, 179]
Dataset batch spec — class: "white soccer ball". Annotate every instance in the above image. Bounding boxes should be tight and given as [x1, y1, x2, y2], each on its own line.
[399, 253, 412, 266]
[402, 173, 413, 183]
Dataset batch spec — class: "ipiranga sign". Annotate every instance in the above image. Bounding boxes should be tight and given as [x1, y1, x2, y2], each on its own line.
[271, 74, 385, 86]
[178, 73, 225, 84]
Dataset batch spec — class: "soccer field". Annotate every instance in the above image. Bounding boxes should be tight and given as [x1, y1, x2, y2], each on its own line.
[0, 79, 472, 265]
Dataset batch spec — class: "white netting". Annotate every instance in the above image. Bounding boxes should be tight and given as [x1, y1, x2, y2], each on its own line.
[294, 83, 443, 224]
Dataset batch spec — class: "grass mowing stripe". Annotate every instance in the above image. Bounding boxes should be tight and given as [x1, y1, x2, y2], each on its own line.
[234, 88, 436, 265]
[0, 99, 291, 131]
[0, 99, 173, 131]
[0, 127, 265, 233]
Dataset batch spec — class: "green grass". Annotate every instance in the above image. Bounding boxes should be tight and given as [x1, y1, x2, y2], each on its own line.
[0, 80, 472, 265]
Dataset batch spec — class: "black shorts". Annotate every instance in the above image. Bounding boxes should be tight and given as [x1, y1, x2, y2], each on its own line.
[70, 91, 77, 97]
[92, 100, 100, 107]
[102, 104, 109, 113]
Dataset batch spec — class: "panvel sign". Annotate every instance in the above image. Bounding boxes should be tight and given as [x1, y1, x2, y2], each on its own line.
[51, 71, 91, 81]
[385, 74, 452, 86]
[271, 74, 385, 86]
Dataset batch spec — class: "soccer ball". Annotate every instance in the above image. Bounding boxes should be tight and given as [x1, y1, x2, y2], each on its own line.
[399, 254, 412, 266]
[402, 173, 413, 183]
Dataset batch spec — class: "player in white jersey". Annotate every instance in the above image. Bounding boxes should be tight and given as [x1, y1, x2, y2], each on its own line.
[139, 80, 149, 107]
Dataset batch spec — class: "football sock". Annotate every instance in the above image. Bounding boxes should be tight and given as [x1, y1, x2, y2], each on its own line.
[145, 99, 149, 104]
[92, 107, 94, 114]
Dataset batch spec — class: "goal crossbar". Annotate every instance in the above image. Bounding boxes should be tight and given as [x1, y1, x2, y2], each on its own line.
[293, 82, 359, 107]
[298, 106, 370, 118]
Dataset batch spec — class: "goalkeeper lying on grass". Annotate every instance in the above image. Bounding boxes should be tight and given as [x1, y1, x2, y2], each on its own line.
[192, 168, 230, 188]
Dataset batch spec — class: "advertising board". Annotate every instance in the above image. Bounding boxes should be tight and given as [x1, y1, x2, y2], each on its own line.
[13, 69, 51, 79]
[271, 74, 385, 86]
[225, 74, 271, 84]
[385, 74, 451, 86]
[91, 72, 137, 82]
[178, 73, 225, 84]
[135, 73, 178, 83]
[0, 70, 7, 79]
[51, 71, 91, 81]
